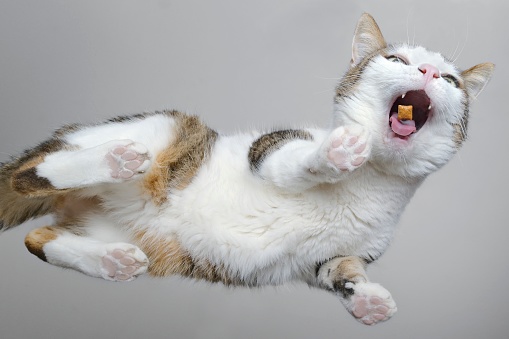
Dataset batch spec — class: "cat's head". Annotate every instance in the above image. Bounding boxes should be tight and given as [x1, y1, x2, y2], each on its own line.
[334, 13, 494, 178]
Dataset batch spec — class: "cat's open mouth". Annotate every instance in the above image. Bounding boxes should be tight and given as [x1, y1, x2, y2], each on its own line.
[388, 90, 431, 139]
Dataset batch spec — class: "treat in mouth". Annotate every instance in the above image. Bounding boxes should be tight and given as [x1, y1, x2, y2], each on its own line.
[397, 105, 413, 121]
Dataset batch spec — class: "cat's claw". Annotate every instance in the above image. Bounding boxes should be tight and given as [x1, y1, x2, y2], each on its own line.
[105, 140, 151, 180]
[101, 243, 149, 282]
[327, 126, 370, 172]
[341, 282, 397, 325]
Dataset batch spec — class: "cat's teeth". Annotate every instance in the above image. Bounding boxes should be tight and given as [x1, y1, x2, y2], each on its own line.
[401, 93, 406, 99]
[428, 104, 432, 110]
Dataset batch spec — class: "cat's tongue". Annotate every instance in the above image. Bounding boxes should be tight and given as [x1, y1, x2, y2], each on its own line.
[390, 113, 416, 136]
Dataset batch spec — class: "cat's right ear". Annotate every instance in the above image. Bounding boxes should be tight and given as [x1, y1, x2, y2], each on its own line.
[461, 62, 495, 99]
[351, 13, 387, 67]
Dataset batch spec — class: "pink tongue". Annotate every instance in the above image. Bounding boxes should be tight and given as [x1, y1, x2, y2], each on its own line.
[390, 113, 416, 136]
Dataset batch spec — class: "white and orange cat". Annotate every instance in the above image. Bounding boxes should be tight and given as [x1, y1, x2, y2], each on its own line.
[0, 14, 493, 325]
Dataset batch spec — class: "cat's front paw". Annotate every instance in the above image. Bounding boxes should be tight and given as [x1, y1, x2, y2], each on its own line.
[340, 281, 397, 325]
[326, 126, 371, 172]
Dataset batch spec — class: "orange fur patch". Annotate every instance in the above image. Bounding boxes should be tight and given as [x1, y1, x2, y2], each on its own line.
[24, 226, 60, 262]
[331, 256, 368, 283]
[143, 111, 217, 205]
[133, 230, 238, 285]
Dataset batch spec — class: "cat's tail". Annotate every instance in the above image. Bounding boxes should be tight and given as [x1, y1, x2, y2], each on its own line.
[0, 139, 66, 231]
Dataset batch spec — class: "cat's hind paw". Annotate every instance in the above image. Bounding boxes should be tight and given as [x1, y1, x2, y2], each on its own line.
[326, 126, 370, 172]
[106, 140, 151, 180]
[101, 243, 149, 282]
[341, 282, 397, 325]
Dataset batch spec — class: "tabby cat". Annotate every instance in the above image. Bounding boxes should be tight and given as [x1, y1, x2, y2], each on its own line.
[0, 13, 493, 325]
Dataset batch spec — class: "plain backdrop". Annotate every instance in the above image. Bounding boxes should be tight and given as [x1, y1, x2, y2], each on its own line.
[0, 1, 507, 338]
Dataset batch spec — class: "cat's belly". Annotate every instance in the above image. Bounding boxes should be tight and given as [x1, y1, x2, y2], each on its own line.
[150, 139, 410, 285]
[162, 185, 398, 285]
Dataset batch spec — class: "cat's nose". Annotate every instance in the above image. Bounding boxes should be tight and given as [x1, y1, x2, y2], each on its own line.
[418, 64, 441, 82]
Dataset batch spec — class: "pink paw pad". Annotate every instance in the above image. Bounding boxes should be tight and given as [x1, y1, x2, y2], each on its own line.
[345, 282, 397, 325]
[106, 142, 150, 180]
[327, 126, 370, 172]
[101, 246, 149, 282]
[352, 295, 392, 325]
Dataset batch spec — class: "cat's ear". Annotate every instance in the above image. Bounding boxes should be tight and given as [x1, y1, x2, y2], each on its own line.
[461, 63, 495, 99]
[351, 13, 387, 67]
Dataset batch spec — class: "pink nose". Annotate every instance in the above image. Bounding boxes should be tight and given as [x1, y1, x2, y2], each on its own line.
[418, 64, 441, 82]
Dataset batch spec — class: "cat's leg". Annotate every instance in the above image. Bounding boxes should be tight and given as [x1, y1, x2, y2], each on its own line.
[249, 126, 371, 191]
[33, 139, 151, 190]
[24, 225, 149, 281]
[9, 112, 178, 196]
[11, 111, 214, 199]
[11, 139, 154, 196]
[315, 256, 397, 325]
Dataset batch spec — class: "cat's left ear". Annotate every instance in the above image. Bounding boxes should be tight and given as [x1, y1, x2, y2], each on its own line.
[351, 13, 387, 67]
[461, 63, 495, 99]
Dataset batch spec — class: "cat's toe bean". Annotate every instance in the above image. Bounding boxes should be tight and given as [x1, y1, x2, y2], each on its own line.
[125, 160, 143, 170]
[121, 151, 138, 161]
[354, 142, 367, 154]
[351, 156, 366, 167]
[121, 266, 137, 274]
[120, 256, 136, 266]
[346, 136, 359, 146]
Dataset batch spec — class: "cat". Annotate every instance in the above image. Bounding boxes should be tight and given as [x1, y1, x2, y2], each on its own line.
[0, 13, 494, 325]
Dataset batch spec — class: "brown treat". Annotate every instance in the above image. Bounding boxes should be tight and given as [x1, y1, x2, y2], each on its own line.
[398, 105, 413, 120]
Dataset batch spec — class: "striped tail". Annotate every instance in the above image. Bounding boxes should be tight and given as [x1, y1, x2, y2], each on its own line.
[0, 138, 67, 231]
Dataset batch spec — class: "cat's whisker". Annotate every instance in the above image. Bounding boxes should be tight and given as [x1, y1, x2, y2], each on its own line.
[453, 18, 469, 63]
[411, 20, 417, 47]
[473, 82, 489, 101]
[406, 13, 410, 46]
[449, 39, 461, 63]
[405, 9, 416, 47]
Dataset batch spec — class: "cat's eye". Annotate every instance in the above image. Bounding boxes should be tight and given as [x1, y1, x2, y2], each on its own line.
[386, 55, 408, 65]
[443, 74, 460, 88]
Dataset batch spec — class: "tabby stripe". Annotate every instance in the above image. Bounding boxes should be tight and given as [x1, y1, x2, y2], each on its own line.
[336, 48, 388, 101]
[452, 94, 470, 148]
[248, 129, 313, 172]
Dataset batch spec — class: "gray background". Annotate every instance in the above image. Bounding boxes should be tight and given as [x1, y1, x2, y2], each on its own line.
[0, 0, 507, 338]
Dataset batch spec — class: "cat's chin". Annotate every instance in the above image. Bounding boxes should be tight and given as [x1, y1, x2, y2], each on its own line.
[383, 130, 411, 147]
